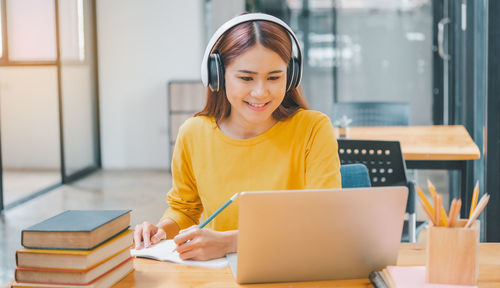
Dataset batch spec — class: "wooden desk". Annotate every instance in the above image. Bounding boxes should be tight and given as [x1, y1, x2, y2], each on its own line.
[115, 243, 500, 287]
[345, 125, 480, 217]
[346, 125, 480, 161]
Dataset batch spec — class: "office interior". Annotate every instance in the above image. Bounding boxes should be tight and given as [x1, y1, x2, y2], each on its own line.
[0, 0, 498, 285]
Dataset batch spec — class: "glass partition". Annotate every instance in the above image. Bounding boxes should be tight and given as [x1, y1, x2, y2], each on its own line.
[335, 1, 433, 125]
[6, 0, 57, 61]
[0, 0, 100, 211]
[59, 0, 99, 177]
[0, 67, 62, 206]
[0, 1, 3, 59]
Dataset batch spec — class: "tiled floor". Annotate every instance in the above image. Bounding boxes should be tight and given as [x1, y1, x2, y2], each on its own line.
[2, 169, 61, 206]
[0, 170, 172, 287]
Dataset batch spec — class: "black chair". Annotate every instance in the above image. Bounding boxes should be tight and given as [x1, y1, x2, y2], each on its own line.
[337, 139, 425, 243]
[332, 102, 410, 126]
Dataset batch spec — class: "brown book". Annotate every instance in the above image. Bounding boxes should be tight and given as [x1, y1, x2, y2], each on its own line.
[15, 249, 131, 284]
[21, 210, 130, 250]
[16, 230, 133, 270]
[10, 257, 134, 288]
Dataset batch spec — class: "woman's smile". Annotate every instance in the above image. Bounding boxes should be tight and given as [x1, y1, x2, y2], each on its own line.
[245, 101, 270, 111]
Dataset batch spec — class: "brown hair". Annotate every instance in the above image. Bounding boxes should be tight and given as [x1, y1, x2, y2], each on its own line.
[195, 18, 309, 122]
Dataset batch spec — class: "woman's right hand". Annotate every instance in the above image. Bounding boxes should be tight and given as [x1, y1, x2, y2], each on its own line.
[134, 221, 167, 249]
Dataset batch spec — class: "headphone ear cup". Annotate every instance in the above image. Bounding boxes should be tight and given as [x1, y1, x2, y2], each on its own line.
[208, 53, 224, 92]
[286, 56, 299, 92]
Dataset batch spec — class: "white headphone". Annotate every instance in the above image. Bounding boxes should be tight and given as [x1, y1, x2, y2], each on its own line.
[200, 13, 303, 92]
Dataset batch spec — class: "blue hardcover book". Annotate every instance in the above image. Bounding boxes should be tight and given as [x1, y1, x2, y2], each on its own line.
[21, 210, 131, 250]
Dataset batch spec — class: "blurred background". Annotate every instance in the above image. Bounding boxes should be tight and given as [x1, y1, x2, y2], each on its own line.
[0, 0, 499, 284]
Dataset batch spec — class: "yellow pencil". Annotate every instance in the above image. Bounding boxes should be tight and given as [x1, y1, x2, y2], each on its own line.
[427, 179, 436, 197]
[436, 194, 442, 226]
[416, 185, 434, 215]
[419, 199, 436, 225]
[433, 193, 440, 226]
[469, 181, 479, 219]
[427, 179, 448, 226]
[447, 199, 461, 227]
[447, 199, 457, 227]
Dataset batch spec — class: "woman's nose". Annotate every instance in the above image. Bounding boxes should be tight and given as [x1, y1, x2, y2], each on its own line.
[250, 80, 268, 97]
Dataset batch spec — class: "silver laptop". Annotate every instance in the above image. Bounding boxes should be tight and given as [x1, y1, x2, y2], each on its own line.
[228, 186, 408, 284]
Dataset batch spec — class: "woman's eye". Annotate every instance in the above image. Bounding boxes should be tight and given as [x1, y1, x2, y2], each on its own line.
[268, 76, 280, 81]
[239, 77, 253, 81]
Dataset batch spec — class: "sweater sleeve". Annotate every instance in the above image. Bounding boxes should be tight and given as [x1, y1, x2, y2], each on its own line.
[305, 114, 342, 189]
[160, 122, 203, 229]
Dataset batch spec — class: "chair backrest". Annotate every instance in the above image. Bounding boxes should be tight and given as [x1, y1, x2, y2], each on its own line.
[337, 139, 408, 187]
[332, 102, 410, 126]
[340, 164, 371, 188]
[167, 80, 205, 167]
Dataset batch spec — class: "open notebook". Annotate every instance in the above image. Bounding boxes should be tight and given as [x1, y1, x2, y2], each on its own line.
[130, 239, 228, 268]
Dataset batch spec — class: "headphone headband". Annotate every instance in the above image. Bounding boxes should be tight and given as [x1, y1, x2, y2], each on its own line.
[201, 13, 303, 88]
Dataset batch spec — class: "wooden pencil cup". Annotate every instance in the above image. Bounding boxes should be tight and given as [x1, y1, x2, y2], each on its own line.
[426, 219, 479, 285]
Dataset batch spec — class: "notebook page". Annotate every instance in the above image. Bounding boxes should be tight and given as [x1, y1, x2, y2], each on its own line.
[130, 239, 228, 268]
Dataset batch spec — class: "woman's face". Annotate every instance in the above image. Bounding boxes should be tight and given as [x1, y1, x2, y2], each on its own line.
[224, 44, 287, 128]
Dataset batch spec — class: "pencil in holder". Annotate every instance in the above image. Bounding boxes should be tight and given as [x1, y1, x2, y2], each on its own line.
[426, 219, 479, 285]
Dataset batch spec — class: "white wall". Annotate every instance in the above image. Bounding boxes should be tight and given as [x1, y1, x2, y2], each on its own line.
[97, 0, 204, 169]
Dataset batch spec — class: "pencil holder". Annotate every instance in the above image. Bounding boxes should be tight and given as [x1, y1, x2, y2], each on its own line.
[426, 219, 479, 285]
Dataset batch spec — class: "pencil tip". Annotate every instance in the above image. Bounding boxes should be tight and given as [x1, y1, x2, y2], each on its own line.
[427, 179, 434, 187]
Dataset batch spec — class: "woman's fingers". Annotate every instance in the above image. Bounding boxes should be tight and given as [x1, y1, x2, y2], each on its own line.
[178, 247, 205, 261]
[174, 227, 199, 246]
[134, 222, 165, 249]
[151, 228, 166, 244]
[176, 236, 203, 254]
[175, 229, 233, 260]
[133, 224, 143, 249]
[141, 222, 154, 248]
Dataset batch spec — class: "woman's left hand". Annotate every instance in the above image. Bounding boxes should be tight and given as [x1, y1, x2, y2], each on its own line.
[173, 226, 237, 261]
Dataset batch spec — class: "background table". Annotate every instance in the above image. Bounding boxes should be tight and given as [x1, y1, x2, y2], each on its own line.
[346, 125, 480, 217]
[114, 243, 500, 287]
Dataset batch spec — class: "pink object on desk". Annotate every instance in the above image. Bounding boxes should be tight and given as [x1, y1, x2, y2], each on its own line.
[387, 266, 478, 288]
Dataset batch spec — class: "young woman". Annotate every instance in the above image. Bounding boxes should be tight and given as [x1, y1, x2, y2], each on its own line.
[134, 13, 341, 261]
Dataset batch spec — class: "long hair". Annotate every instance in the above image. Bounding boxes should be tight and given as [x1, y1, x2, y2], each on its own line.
[195, 18, 309, 122]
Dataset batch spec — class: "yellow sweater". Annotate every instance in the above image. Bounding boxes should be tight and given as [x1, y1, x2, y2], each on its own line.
[161, 109, 341, 231]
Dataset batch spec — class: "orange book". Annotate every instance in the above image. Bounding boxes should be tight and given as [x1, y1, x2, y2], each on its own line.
[16, 230, 133, 270]
[10, 257, 133, 288]
[15, 249, 131, 285]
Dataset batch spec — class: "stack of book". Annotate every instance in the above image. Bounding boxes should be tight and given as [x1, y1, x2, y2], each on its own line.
[11, 210, 134, 288]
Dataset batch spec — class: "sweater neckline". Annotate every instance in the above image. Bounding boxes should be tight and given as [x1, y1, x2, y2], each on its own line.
[210, 117, 285, 146]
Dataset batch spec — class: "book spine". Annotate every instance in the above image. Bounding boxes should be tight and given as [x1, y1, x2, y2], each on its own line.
[14, 257, 133, 286]
[22, 227, 130, 251]
[369, 271, 389, 288]
[16, 246, 132, 272]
